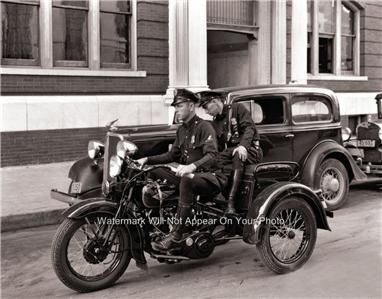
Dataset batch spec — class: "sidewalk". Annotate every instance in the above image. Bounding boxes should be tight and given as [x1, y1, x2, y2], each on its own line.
[1, 161, 74, 232]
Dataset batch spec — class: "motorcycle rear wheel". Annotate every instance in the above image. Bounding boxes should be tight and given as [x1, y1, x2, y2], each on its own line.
[51, 214, 131, 292]
[256, 197, 317, 274]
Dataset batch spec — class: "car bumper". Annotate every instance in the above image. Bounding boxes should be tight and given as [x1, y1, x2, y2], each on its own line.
[50, 189, 82, 205]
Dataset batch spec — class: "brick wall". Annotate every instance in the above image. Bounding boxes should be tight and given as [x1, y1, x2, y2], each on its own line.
[0, 0, 169, 95]
[1, 128, 107, 167]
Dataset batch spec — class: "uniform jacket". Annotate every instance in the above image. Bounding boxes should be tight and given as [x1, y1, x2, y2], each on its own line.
[147, 115, 218, 171]
[212, 103, 259, 152]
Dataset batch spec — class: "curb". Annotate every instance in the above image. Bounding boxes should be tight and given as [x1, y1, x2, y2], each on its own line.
[1, 209, 65, 232]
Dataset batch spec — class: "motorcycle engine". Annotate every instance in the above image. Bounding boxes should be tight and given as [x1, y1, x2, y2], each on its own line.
[182, 232, 215, 259]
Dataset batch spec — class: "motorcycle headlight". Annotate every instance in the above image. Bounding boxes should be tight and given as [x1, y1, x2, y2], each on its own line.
[341, 127, 352, 142]
[109, 155, 123, 177]
[88, 140, 104, 159]
[116, 140, 138, 158]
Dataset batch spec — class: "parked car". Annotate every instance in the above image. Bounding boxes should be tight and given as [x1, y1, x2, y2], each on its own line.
[52, 85, 377, 212]
[344, 93, 382, 177]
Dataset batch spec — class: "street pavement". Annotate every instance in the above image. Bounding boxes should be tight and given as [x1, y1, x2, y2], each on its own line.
[1, 162, 73, 231]
[1, 186, 381, 299]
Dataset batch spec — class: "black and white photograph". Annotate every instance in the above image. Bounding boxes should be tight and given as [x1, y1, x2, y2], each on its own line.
[1, 0, 381, 298]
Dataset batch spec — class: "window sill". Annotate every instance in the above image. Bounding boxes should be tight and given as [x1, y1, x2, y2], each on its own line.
[307, 74, 368, 81]
[0, 67, 147, 77]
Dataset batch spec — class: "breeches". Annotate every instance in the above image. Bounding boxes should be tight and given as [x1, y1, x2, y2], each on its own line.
[150, 167, 225, 207]
[217, 146, 263, 174]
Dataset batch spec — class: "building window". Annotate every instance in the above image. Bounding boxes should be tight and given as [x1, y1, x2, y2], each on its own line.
[318, 0, 335, 73]
[341, 3, 355, 72]
[100, 0, 131, 68]
[53, 0, 88, 67]
[1, 0, 136, 72]
[1, 0, 40, 66]
[307, 0, 361, 76]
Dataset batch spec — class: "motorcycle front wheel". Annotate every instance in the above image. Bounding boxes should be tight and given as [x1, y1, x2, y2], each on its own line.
[51, 214, 131, 292]
[256, 197, 317, 274]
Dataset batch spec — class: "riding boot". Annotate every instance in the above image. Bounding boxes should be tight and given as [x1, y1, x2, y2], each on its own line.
[152, 206, 192, 251]
[225, 169, 243, 215]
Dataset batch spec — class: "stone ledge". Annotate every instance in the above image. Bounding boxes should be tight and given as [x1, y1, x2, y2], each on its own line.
[1, 209, 65, 232]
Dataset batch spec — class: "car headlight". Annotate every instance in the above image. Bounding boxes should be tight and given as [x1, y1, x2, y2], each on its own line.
[116, 140, 138, 158]
[88, 140, 104, 159]
[341, 127, 352, 142]
[109, 155, 123, 177]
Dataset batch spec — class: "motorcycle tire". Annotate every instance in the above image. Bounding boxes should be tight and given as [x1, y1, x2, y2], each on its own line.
[51, 214, 131, 292]
[256, 197, 317, 274]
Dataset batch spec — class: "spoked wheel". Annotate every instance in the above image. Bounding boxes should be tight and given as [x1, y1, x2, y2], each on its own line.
[256, 197, 317, 274]
[51, 214, 131, 292]
[316, 159, 349, 211]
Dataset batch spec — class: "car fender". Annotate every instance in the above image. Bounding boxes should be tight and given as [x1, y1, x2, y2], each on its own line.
[300, 139, 367, 188]
[68, 157, 103, 193]
[343, 141, 364, 159]
[63, 198, 146, 266]
[243, 181, 330, 245]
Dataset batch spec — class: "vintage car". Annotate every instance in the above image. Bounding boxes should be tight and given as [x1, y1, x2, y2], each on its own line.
[344, 93, 382, 177]
[54, 85, 377, 211]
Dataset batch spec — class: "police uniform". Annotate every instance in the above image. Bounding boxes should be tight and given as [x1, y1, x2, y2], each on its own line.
[197, 91, 262, 174]
[146, 89, 227, 208]
[198, 91, 263, 214]
[213, 103, 262, 174]
[149, 89, 228, 251]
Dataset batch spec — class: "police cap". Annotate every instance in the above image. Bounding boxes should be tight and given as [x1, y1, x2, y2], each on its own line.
[197, 91, 224, 108]
[171, 89, 199, 106]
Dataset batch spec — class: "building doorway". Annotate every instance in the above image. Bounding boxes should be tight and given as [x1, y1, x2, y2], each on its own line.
[207, 30, 250, 89]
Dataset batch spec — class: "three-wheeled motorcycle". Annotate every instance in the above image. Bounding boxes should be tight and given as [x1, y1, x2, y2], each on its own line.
[51, 126, 332, 293]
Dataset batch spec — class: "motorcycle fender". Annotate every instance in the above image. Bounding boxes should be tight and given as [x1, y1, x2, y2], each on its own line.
[300, 140, 367, 188]
[68, 157, 103, 193]
[62, 198, 116, 219]
[63, 198, 147, 266]
[243, 181, 330, 245]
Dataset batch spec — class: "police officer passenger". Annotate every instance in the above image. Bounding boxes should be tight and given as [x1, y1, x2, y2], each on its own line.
[198, 91, 262, 215]
[136, 89, 227, 251]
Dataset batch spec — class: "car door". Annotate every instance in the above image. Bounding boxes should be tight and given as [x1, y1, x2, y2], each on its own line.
[236, 94, 293, 162]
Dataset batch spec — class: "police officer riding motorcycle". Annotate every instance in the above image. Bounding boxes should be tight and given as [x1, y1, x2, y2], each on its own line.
[136, 89, 228, 251]
[51, 89, 331, 293]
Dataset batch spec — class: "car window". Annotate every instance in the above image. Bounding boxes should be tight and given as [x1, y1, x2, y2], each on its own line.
[292, 96, 332, 123]
[238, 101, 264, 124]
[239, 96, 286, 125]
[255, 97, 285, 125]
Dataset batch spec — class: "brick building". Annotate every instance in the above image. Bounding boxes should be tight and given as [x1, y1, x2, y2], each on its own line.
[1, 0, 381, 167]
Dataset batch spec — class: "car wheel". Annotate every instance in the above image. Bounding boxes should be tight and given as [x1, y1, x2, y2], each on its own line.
[316, 158, 349, 211]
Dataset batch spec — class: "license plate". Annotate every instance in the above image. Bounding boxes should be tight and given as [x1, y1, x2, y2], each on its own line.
[71, 182, 82, 194]
[357, 139, 375, 147]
